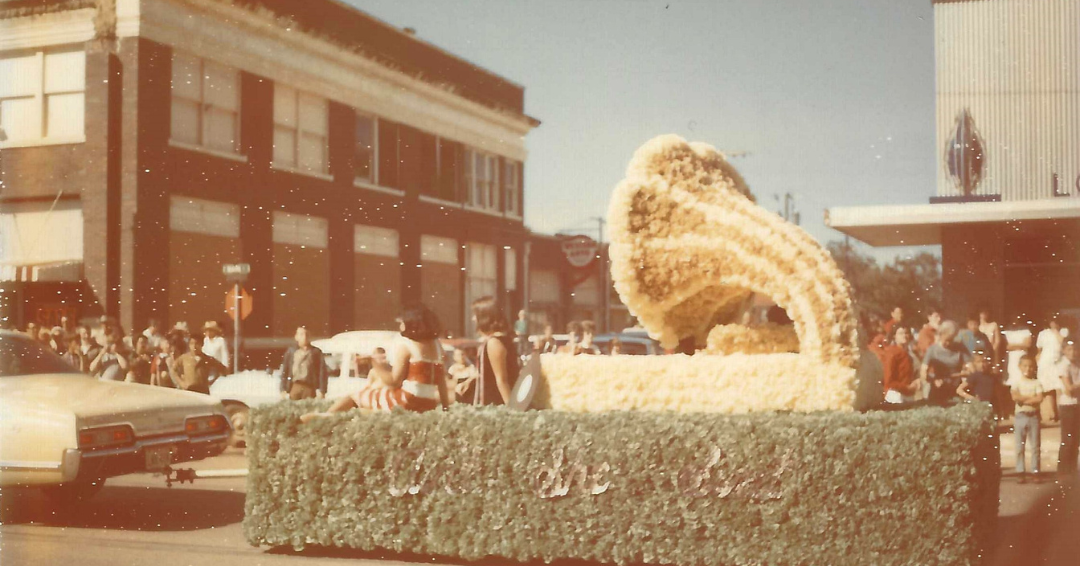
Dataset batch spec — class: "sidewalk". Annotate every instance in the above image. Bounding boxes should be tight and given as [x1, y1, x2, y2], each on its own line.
[992, 421, 1080, 566]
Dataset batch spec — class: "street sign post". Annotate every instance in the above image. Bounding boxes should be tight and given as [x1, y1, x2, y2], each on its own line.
[223, 263, 252, 374]
[225, 286, 253, 321]
[222, 263, 251, 283]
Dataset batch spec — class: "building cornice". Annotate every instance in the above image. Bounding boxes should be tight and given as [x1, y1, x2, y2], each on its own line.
[120, 0, 534, 160]
[826, 197, 1080, 247]
[0, 8, 96, 51]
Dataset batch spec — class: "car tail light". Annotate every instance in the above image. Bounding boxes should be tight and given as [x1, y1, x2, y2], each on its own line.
[78, 425, 135, 450]
[185, 415, 229, 437]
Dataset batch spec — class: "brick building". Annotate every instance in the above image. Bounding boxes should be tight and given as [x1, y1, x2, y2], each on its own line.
[1, 0, 539, 339]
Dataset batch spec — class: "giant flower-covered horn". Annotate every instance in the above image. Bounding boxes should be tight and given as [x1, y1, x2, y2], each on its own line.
[534, 135, 860, 414]
[608, 134, 859, 367]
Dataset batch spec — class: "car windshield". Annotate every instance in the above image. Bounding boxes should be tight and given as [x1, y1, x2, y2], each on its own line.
[0, 334, 81, 377]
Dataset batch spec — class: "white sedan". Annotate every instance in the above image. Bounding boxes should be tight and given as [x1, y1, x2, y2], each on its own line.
[209, 368, 369, 446]
[209, 331, 396, 446]
[210, 331, 478, 445]
[0, 331, 231, 503]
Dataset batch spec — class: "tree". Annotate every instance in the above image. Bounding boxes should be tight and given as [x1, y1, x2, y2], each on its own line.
[827, 240, 942, 344]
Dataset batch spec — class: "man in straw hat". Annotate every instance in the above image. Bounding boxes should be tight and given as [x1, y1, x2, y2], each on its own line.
[202, 320, 230, 370]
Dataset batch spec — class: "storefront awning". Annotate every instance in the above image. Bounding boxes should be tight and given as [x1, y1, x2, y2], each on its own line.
[1, 200, 84, 281]
[825, 198, 1080, 247]
[0, 261, 84, 283]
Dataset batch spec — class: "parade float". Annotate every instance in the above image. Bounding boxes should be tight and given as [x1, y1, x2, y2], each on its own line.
[244, 136, 999, 566]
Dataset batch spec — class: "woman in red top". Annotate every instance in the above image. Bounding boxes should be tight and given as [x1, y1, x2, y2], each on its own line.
[301, 305, 450, 422]
[882, 326, 920, 404]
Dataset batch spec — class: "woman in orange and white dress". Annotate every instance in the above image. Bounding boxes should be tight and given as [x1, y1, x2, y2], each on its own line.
[301, 305, 449, 422]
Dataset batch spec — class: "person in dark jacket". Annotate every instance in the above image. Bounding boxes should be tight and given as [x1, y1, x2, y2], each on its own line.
[279, 326, 328, 400]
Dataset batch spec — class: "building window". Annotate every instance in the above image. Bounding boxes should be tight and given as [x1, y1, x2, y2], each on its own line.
[421, 235, 460, 265]
[529, 269, 561, 304]
[504, 160, 521, 217]
[437, 138, 462, 202]
[399, 125, 437, 196]
[170, 197, 241, 238]
[354, 114, 377, 184]
[465, 242, 498, 335]
[378, 119, 400, 188]
[273, 84, 329, 175]
[170, 51, 240, 154]
[504, 247, 517, 291]
[272, 211, 328, 248]
[0, 48, 85, 146]
[354, 225, 399, 258]
[465, 149, 501, 211]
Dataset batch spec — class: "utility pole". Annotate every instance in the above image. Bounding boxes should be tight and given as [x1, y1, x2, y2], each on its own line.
[592, 216, 609, 333]
[774, 193, 800, 225]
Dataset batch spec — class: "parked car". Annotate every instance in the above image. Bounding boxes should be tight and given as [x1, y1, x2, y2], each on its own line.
[210, 331, 391, 447]
[527, 333, 571, 352]
[0, 331, 231, 503]
[211, 331, 482, 446]
[592, 332, 663, 355]
[439, 337, 481, 365]
[525, 332, 662, 355]
[237, 336, 297, 374]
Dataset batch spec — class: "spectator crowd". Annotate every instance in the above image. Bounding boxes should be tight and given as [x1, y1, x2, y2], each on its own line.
[24, 302, 1076, 479]
[19, 316, 230, 395]
[865, 306, 1080, 480]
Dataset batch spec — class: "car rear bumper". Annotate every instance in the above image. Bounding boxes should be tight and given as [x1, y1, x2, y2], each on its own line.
[71, 432, 230, 481]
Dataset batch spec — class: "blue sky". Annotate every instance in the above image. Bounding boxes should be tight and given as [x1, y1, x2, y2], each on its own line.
[352, 0, 940, 261]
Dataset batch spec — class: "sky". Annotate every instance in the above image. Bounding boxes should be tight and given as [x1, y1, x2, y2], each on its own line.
[351, 0, 940, 262]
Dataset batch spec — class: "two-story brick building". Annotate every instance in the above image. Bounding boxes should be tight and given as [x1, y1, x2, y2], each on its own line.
[0, 0, 539, 339]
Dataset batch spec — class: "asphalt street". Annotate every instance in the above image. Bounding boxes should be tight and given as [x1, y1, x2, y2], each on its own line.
[2, 431, 1080, 566]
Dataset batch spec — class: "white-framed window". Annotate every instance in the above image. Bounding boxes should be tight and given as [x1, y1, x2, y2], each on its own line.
[465, 149, 501, 211]
[420, 235, 460, 265]
[354, 225, 398, 258]
[272, 211, 328, 248]
[273, 84, 329, 175]
[169, 197, 241, 238]
[504, 160, 521, 217]
[529, 269, 561, 304]
[354, 113, 377, 184]
[573, 274, 602, 306]
[0, 48, 85, 146]
[170, 51, 241, 154]
[504, 247, 517, 291]
[464, 242, 498, 335]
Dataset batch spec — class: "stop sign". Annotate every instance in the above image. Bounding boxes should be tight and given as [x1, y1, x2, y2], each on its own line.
[225, 286, 253, 321]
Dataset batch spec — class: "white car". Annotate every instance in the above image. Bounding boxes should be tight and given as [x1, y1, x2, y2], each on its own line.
[210, 331, 398, 446]
[0, 331, 231, 503]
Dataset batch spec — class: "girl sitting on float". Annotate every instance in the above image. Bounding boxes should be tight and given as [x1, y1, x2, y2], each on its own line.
[301, 305, 450, 423]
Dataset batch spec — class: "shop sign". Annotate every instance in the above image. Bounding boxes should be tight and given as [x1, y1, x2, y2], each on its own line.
[561, 236, 599, 269]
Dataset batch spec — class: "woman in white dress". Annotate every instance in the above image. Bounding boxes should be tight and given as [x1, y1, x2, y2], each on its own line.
[1036, 316, 1065, 421]
[1002, 315, 1035, 419]
[978, 307, 1004, 372]
[1003, 317, 1034, 386]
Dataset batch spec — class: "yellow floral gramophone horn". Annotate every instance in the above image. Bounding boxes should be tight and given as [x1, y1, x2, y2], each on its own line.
[536, 135, 860, 414]
[609, 134, 859, 367]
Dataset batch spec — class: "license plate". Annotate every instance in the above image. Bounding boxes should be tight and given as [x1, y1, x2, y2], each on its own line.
[144, 445, 175, 471]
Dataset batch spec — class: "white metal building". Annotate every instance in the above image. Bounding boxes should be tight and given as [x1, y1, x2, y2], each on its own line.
[828, 0, 1080, 324]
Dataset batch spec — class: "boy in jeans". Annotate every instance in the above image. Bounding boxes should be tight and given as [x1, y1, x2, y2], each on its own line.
[1011, 354, 1045, 483]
